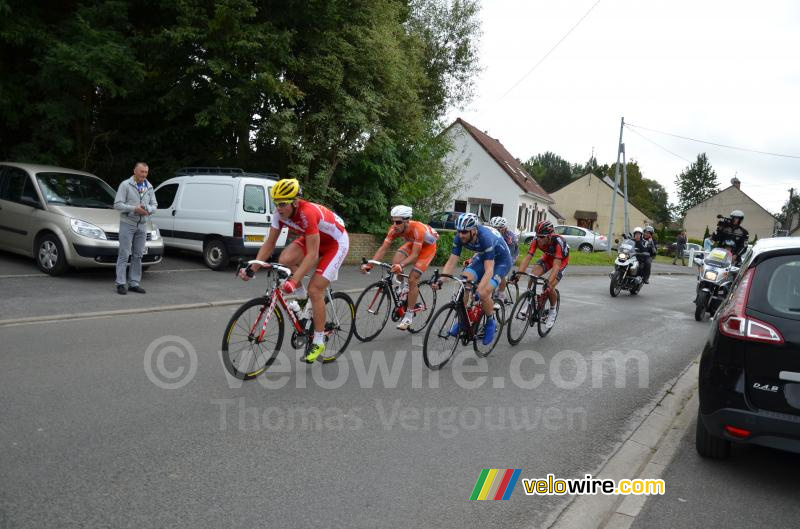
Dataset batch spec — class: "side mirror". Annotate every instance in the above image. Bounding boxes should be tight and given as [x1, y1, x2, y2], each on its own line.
[20, 196, 41, 209]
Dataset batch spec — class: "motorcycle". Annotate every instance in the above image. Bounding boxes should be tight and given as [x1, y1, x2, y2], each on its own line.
[693, 244, 739, 321]
[609, 238, 647, 297]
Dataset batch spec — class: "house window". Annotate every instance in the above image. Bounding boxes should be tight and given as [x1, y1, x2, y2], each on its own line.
[517, 205, 524, 229]
[490, 203, 504, 218]
[468, 201, 490, 221]
[454, 200, 466, 212]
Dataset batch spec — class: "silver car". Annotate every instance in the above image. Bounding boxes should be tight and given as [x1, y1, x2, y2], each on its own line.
[521, 225, 609, 252]
[0, 162, 163, 275]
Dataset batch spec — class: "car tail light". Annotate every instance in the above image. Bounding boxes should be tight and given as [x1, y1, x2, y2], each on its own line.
[233, 222, 243, 238]
[718, 267, 784, 344]
[724, 425, 751, 439]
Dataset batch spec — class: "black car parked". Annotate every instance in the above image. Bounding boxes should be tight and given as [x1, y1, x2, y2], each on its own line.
[427, 211, 461, 231]
[696, 237, 800, 458]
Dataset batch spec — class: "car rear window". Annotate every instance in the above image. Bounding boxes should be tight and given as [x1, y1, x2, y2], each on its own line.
[749, 254, 800, 320]
[243, 184, 267, 214]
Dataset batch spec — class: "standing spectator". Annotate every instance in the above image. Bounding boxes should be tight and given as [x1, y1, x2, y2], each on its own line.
[113, 162, 157, 294]
[673, 230, 687, 266]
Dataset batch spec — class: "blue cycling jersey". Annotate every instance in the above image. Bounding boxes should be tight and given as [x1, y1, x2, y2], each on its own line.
[502, 229, 519, 260]
[452, 225, 512, 263]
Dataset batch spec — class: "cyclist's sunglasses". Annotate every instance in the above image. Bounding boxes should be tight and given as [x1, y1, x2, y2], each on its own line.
[458, 230, 471, 235]
[274, 199, 294, 207]
[392, 219, 405, 225]
[537, 235, 549, 239]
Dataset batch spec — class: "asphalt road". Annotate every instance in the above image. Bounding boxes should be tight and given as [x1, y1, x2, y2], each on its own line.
[1, 251, 705, 529]
[630, 417, 800, 529]
[0, 249, 694, 322]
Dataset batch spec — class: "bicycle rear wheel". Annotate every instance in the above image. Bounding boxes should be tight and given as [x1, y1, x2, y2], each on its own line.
[408, 280, 438, 333]
[354, 282, 391, 342]
[319, 291, 356, 363]
[423, 302, 461, 370]
[504, 281, 519, 307]
[221, 297, 284, 380]
[506, 291, 534, 346]
[537, 289, 560, 337]
[474, 304, 505, 357]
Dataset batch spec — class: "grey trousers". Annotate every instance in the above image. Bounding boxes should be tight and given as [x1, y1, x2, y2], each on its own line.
[116, 221, 147, 286]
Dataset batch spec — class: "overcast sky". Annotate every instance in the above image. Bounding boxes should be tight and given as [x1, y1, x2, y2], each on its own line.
[451, 0, 800, 214]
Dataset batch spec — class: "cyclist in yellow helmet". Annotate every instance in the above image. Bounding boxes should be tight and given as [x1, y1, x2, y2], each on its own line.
[239, 178, 349, 363]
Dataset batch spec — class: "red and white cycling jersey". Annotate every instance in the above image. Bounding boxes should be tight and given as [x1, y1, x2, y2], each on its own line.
[271, 199, 347, 246]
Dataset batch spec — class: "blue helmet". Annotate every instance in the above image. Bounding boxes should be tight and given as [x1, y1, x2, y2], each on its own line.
[455, 213, 479, 231]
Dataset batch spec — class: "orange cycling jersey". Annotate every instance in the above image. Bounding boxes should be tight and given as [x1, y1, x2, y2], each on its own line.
[384, 220, 438, 248]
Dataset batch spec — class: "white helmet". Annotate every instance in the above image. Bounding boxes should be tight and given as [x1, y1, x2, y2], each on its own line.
[730, 210, 744, 220]
[390, 205, 413, 219]
[490, 216, 507, 229]
[633, 226, 643, 235]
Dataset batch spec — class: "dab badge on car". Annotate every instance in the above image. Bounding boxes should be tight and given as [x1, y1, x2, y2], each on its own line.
[752, 382, 779, 393]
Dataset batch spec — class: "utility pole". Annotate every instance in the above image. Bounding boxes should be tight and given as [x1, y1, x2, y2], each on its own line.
[607, 117, 624, 251]
[789, 187, 796, 234]
[622, 144, 630, 234]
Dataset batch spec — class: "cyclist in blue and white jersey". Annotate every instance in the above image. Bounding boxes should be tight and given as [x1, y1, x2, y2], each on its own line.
[435, 213, 513, 344]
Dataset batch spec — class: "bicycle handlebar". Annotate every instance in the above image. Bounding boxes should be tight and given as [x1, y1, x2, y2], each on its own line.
[431, 270, 476, 287]
[237, 259, 292, 279]
[361, 258, 410, 279]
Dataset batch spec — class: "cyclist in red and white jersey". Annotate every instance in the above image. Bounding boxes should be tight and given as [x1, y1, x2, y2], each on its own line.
[239, 178, 349, 363]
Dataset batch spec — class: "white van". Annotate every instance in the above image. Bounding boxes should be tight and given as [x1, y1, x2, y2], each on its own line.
[152, 168, 288, 270]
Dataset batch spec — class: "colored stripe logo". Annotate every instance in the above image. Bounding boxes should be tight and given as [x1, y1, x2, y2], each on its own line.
[470, 469, 521, 500]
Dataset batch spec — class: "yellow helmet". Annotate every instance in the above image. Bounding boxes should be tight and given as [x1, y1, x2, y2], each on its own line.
[271, 178, 301, 201]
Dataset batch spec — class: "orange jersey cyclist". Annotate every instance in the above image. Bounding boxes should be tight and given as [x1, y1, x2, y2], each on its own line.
[239, 178, 349, 363]
[361, 205, 439, 330]
[514, 220, 568, 329]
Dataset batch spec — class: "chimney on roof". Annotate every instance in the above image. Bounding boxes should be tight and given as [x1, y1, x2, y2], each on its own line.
[731, 176, 741, 189]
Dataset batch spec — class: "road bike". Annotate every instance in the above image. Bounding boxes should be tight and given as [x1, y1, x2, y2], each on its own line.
[422, 271, 505, 370]
[506, 271, 560, 345]
[221, 260, 355, 380]
[353, 258, 438, 341]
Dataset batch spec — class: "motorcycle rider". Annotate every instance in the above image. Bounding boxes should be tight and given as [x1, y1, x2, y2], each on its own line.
[711, 210, 749, 263]
[630, 227, 655, 284]
[639, 226, 657, 284]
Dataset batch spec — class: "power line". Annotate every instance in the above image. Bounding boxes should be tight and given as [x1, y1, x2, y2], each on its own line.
[497, 0, 603, 101]
[626, 122, 800, 160]
[625, 125, 693, 164]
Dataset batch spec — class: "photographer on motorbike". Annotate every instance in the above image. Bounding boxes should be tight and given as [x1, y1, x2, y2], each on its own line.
[711, 210, 749, 263]
[632, 226, 657, 284]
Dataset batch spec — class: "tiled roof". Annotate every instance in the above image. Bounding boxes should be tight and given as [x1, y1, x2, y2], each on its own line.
[449, 118, 553, 203]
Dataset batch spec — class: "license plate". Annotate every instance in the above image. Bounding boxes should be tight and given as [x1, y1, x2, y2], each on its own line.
[245, 234, 264, 242]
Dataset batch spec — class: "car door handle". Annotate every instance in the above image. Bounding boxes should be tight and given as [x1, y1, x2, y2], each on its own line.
[171, 210, 176, 216]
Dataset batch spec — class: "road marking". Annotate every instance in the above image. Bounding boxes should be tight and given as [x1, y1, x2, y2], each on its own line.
[0, 288, 364, 327]
[0, 268, 209, 279]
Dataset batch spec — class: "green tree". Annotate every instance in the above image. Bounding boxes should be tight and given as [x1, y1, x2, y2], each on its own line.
[703, 226, 710, 239]
[522, 151, 575, 192]
[675, 153, 719, 217]
[778, 193, 800, 233]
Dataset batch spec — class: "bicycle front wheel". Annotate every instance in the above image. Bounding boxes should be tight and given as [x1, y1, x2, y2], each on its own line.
[537, 289, 560, 337]
[319, 291, 356, 363]
[408, 280, 438, 333]
[221, 297, 284, 380]
[354, 282, 391, 342]
[506, 291, 534, 346]
[423, 302, 462, 370]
